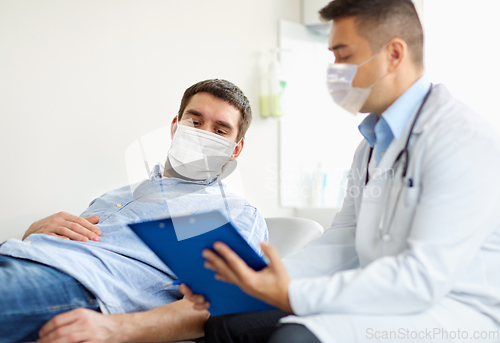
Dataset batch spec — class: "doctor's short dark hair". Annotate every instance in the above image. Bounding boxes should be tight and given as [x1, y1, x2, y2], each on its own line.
[177, 79, 252, 142]
[320, 0, 424, 67]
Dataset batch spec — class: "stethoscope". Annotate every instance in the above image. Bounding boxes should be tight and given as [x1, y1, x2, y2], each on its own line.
[365, 84, 433, 242]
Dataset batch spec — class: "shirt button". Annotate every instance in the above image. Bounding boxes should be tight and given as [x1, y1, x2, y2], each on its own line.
[380, 152, 385, 157]
[382, 234, 391, 242]
[25, 240, 32, 244]
[116, 204, 122, 208]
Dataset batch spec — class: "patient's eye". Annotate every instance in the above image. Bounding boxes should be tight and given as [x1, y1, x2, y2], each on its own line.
[215, 129, 226, 135]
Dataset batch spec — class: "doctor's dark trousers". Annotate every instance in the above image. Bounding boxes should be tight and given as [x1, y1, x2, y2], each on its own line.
[205, 309, 321, 343]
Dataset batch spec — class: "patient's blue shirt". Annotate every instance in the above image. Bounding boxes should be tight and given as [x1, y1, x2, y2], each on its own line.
[0, 165, 268, 314]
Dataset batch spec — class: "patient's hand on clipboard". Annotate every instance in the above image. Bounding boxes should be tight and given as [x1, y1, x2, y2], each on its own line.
[179, 283, 211, 311]
[23, 211, 101, 242]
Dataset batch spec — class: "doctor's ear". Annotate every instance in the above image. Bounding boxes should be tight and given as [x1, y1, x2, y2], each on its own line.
[231, 139, 244, 159]
[170, 116, 179, 139]
[386, 38, 407, 72]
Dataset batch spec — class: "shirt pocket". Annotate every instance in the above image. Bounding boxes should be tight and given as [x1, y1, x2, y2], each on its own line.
[405, 184, 421, 207]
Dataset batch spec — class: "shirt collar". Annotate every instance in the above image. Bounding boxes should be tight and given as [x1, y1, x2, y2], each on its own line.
[152, 163, 218, 185]
[358, 74, 431, 146]
[358, 113, 378, 147]
[382, 75, 431, 140]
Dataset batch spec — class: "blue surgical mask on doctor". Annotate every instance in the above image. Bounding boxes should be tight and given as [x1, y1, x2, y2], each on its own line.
[326, 43, 389, 115]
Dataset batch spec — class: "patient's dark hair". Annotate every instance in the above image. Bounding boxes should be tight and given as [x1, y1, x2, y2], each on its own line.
[320, 0, 424, 67]
[178, 79, 252, 141]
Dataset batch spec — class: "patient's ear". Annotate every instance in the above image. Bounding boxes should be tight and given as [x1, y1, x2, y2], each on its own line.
[170, 117, 178, 139]
[231, 139, 244, 159]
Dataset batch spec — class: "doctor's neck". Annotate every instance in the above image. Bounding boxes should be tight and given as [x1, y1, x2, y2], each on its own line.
[372, 66, 425, 118]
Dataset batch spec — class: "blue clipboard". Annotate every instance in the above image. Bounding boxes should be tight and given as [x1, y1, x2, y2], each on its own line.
[128, 210, 276, 316]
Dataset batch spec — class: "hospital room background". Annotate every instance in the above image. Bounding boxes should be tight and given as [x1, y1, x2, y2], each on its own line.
[1, 0, 499, 243]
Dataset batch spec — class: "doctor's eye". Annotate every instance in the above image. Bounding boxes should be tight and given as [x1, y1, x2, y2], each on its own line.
[336, 55, 350, 62]
[215, 129, 227, 135]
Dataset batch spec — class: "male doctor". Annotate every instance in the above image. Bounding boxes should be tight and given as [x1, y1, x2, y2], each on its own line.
[184, 0, 500, 342]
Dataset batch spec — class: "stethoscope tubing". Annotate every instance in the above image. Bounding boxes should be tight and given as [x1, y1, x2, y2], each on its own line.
[365, 84, 434, 241]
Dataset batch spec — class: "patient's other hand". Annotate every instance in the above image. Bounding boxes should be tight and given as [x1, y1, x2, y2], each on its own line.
[23, 212, 101, 242]
[179, 284, 211, 311]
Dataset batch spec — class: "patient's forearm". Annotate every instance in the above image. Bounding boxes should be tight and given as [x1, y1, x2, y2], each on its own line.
[113, 299, 210, 342]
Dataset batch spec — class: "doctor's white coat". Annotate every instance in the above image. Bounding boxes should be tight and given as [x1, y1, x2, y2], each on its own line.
[281, 84, 500, 342]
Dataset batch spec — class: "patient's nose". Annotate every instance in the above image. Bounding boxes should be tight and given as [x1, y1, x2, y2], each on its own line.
[197, 122, 213, 134]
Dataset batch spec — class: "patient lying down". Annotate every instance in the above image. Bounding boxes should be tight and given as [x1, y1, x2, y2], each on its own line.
[0, 79, 267, 343]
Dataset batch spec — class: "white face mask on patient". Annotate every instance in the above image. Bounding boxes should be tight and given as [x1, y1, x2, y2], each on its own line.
[166, 123, 238, 181]
[326, 43, 389, 115]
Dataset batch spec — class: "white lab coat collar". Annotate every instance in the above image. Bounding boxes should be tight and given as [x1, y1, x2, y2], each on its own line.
[374, 84, 448, 174]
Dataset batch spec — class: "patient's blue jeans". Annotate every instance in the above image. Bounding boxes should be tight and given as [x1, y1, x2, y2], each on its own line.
[0, 255, 100, 343]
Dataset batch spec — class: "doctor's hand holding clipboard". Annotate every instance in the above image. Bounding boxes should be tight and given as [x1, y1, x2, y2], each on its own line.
[180, 241, 293, 313]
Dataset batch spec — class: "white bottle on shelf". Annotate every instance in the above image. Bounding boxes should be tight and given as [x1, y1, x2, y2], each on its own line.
[259, 49, 288, 118]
